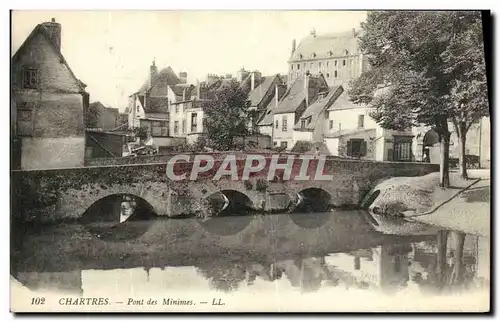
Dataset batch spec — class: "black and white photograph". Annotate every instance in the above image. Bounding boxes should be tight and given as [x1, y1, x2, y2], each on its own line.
[9, 10, 491, 312]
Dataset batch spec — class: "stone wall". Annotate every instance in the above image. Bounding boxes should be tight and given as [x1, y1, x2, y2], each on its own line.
[12, 156, 439, 224]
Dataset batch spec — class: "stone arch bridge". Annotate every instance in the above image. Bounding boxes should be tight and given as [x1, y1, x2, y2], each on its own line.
[11, 154, 439, 223]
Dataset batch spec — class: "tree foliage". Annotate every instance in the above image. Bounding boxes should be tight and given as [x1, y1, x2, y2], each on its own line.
[204, 80, 251, 151]
[349, 11, 489, 184]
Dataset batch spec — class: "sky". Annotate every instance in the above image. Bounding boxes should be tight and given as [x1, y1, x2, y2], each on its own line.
[11, 10, 367, 112]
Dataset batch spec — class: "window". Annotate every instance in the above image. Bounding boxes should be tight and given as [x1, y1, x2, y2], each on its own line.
[326, 73, 330, 78]
[175, 105, 179, 114]
[334, 71, 338, 78]
[334, 60, 338, 66]
[182, 120, 186, 133]
[174, 121, 179, 134]
[354, 257, 361, 270]
[338, 123, 342, 131]
[393, 136, 413, 161]
[301, 119, 306, 129]
[281, 141, 288, 148]
[358, 115, 365, 128]
[282, 115, 288, 131]
[319, 62, 322, 68]
[329, 120, 333, 130]
[275, 119, 279, 129]
[23, 69, 38, 89]
[191, 113, 198, 132]
[343, 60, 346, 66]
[273, 141, 278, 146]
[297, 64, 300, 69]
[326, 61, 329, 68]
[347, 139, 367, 158]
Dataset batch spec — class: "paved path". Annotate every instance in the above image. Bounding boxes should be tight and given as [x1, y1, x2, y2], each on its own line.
[412, 178, 490, 237]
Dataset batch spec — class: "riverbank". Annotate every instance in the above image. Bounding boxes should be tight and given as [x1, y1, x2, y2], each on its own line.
[365, 169, 490, 235]
[366, 170, 489, 217]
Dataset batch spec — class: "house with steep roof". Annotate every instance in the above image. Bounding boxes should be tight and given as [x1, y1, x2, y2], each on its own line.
[11, 18, 89, 169]
[247, 74, 287, 135]
[323, 88, 414, 161]
[287, 29, 369, 89]
[272, 74, 329, 150]
[293, 85, 343, 144]
[128, 61, 192, 151]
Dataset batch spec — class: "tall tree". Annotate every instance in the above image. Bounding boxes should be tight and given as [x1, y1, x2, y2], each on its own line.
[204, 80, 251, 151]
[441, 12, 490, 178]
[349, 11, 489, 186]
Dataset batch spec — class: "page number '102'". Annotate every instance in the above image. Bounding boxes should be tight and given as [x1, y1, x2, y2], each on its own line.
[31, 297, 45, 305]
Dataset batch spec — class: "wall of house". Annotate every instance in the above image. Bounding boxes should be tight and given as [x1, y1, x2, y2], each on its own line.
[20, 137, 85, 169]
[327, 107, 378, 135]
[324, 137, 339, 156]
[273, 112, 296, 150]
[338, 131, 377, 160]
[258, 124, 273, 137]
[85, 132, 124, 158]
[169, 102, 188, 137]
[96, 106, 118, 131]
[186, 107, 204, 135]
[292, 130, 313, 144]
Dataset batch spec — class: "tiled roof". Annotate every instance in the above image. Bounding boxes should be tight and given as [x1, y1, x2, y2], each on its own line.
[138, 66, 180, 94]
[171, 84, 194, 101]
[257, 98, 278, 125]
[273, 74, 328, 115]
[138, 95, 169, 114]
[290, 30, 360, 62]
[248, 75, 280, 107]
[327, 90, 366, 111]
[324, 128, 375, 138]
[294, 86, 343, 131]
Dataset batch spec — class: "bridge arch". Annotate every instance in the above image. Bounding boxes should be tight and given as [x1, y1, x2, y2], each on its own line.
[204, 189, 254, 216]
[60, 182, 165, 220]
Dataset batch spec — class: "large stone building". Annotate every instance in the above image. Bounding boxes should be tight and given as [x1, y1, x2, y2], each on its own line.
[11, 18, 89, 170]
[287, 29, 369, 89]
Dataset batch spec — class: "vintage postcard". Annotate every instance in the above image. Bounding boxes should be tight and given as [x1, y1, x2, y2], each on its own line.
[10, 10, 491, 313]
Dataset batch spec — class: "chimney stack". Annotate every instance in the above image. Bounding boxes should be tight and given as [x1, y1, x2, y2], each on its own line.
[251, 72, 255, 91]
[292, 39, 296, 52]
[196, 79, 201, 99]
[41, 18, 62, 50]
[149, 59, 158, 88]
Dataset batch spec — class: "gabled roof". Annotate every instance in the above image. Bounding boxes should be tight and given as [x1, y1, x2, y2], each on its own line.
[170, 84, 195, 101]
[294, 85, 343, 131]
[248, 75, 280, 108]
[327, 90, 367, 111]
[290, 29, 360, 62]
[137, 95, 169, 114]
[138, 66, 181, 94]
[257, 98, 278, 126]
[273, 74, 328, 115]
[12, 22, 87, 93]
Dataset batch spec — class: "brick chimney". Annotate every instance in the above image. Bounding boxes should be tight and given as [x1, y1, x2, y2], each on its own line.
[149, 59, 158, 88]
[41, 18, 62, 50]
[179, 71, 187, 84]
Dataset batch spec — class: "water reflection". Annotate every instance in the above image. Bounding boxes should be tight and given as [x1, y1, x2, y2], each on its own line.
[11, 211, 489, 299]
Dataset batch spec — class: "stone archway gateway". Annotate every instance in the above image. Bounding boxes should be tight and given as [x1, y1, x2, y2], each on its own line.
[422, 129, 440, 163]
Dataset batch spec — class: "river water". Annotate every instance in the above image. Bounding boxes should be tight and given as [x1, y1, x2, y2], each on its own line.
[10, 209, 490, 312]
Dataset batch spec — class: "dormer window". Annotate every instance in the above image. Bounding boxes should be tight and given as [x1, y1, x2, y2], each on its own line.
[23, 69, 38, 89]
[344, 49, 349, 55]
[328, 50, 333, 56]
[299, 54, 303, 59]
[312, 53, 316, 58]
